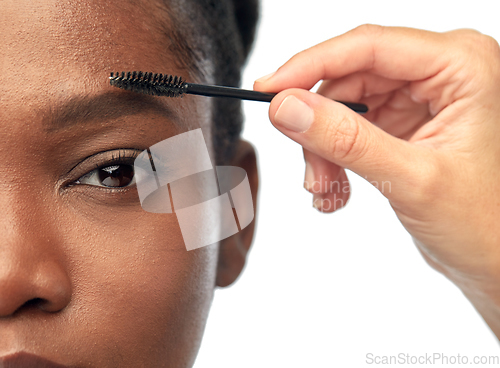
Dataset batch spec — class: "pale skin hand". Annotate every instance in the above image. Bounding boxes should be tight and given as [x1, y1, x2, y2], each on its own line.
[254, 24, 500, 339]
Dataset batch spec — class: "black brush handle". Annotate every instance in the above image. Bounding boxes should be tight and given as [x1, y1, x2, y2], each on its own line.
[185, 83, 275, 102]
[185, 83, 368, 113]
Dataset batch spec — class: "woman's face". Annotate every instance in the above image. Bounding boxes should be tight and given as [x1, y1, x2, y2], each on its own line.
[0, 1, 255, 366]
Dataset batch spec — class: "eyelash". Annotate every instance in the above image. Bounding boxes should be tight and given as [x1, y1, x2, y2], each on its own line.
[73, 149, 142, 191]
[93, 150, 140, 171]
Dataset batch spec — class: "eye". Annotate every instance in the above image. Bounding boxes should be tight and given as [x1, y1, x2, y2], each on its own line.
[72, 149, 149, 189]
[76, 164, 136, 188]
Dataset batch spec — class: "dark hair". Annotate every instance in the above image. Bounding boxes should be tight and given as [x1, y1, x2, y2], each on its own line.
[162, 0, 260, 165]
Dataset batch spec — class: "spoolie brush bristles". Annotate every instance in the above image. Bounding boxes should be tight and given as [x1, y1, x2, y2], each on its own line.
[109, 71, 186, 97]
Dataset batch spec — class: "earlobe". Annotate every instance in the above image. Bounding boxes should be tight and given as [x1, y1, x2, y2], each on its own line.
[216, 139, 259, 287]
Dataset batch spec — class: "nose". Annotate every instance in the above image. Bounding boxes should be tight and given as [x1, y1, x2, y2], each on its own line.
[0, 225, 72, 317]
[0, 257, 72, 317]
[0, 158, 73, 318]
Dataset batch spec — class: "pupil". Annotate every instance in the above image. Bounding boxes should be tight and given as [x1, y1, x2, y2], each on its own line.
[98, 165, 134, 187]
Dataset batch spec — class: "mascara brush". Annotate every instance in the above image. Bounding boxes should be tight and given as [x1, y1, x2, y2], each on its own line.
[109, 71, 368, 113]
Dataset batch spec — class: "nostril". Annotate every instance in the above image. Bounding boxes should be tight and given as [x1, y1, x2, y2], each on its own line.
[20, 298, 45, 310]
[8, 298, 47, 317]
[0, 262, 72, 317]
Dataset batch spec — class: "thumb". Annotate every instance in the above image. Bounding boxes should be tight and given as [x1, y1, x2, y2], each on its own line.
[269, 89, 440, 206]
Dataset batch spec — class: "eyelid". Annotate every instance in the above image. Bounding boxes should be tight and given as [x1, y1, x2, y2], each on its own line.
[63, 148, 144, 188]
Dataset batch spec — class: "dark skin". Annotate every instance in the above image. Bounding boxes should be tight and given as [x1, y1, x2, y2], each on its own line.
[0, 0, 258, 367]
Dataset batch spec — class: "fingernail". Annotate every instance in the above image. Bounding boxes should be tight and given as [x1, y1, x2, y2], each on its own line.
[304, 161, 315, 192]
[312, 193, 323, 212]
[255, 71, 276, 84]
[274, 96, 314, 133]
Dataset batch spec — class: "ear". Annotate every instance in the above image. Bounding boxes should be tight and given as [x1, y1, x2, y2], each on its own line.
[216, 139, 259, 287]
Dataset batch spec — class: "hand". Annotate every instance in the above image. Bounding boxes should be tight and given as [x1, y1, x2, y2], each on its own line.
[254, 25, 500, 337]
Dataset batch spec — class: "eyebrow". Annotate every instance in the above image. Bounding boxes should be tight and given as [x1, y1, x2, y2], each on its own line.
[43, 91, 180, 133]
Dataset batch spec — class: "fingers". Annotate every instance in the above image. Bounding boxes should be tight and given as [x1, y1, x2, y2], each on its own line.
[255, 25, 492, 210]
[269, 88, 439, 206]
[303, 148, 343, 193]
[254, 25, 450, 93]
[316, 76, 432, 140]
[303, 148, 350, 213]
[316, 72, 408, 101]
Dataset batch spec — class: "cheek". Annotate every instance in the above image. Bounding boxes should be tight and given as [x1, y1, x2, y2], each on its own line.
[60, 208, 218, 367]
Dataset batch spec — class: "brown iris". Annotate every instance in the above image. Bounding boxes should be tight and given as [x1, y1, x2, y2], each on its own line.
[98, 165, 134, 187]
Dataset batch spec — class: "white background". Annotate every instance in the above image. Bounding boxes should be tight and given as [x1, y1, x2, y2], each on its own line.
[195, 1, 500, 367]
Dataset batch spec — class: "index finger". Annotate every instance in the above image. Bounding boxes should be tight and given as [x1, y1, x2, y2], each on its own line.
[254, 25, 451, 92]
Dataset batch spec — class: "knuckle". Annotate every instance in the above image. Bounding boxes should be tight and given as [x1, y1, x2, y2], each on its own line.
[321, 113, 365, 164]
[351, 24, 383, 69]
[479, 35, 500, 61]
[288, 49, 325, 76]
[405, 155, 447, 207]
[448, 28, 482, 41]
[478, 33, 500, 49]
[450, 29, 499, 55]
[286, 51, 303, 67]
[353, 23, 384, 37]
[445, 30, 500, 86]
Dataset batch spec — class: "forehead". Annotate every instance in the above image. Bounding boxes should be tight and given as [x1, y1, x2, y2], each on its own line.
[0, 0, 186, 106]
[2, 0, 176, 66]
[0, 0, 212, 137]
